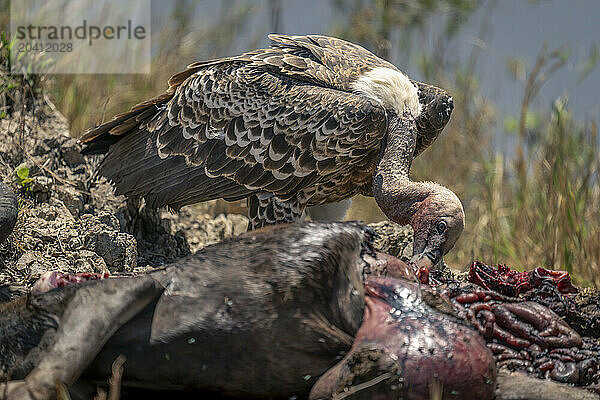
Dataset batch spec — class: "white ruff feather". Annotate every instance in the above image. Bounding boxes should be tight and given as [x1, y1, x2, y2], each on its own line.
[351, 67, 421, 117]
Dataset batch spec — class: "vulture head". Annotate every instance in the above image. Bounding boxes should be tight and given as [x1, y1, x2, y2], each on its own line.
[408, 186, 465, 269]
[373, 170, 465, 270]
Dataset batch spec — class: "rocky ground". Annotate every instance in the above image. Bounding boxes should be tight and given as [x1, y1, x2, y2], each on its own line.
[0, 103, 252, 293]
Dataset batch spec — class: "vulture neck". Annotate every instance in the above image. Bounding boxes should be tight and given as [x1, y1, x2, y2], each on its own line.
[372, 112, 437, 226]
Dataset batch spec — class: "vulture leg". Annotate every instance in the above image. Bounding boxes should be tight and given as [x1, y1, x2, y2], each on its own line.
[247, 193, 305, 230]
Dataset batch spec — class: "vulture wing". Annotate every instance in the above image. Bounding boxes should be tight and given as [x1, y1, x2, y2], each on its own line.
[413, 82, 454, 157]
[81, 35, 389, 211]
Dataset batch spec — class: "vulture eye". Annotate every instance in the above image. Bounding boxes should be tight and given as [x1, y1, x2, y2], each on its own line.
[436, 220, 447, 234]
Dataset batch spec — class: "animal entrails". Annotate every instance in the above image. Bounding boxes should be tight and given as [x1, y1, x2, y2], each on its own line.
[80, 34, 463, 270]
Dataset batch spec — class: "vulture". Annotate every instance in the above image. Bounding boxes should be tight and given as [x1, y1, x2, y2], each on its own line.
[80, 34, 463, 270]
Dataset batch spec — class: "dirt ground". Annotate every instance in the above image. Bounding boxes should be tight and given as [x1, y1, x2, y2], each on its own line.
[0, 103, 250, 292]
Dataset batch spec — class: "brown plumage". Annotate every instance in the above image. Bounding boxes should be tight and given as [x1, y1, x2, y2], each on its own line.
[81, 34, 461, 270]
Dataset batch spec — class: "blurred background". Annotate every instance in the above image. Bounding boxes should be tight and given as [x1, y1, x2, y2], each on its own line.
[1, 0, 599, 284]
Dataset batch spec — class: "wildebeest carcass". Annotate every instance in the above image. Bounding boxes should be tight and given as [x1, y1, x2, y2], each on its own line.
[0, 222, 496, 400]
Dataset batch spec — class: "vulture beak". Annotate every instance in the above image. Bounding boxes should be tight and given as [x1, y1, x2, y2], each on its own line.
[409, 197, 464, 278]
[410, 236, 445, 284]
[411, 248, 442, 271]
